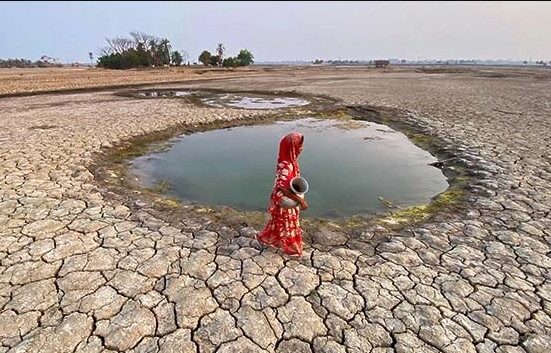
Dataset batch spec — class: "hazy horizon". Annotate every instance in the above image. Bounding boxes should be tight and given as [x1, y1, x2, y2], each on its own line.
[1, 1, 550, 63]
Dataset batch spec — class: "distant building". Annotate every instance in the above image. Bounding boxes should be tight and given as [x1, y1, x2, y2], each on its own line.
[374, 60, 390, 68]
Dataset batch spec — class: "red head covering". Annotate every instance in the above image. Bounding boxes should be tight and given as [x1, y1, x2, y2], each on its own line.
[277, 132, 303, 174]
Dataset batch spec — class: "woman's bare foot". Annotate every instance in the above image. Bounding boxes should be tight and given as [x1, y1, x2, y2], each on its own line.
[254, 232, 261, 244]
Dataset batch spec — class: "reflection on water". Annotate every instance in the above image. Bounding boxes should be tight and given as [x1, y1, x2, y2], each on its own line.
[130, 118, 449, 218]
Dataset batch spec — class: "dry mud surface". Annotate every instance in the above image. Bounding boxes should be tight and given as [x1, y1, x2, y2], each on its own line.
[1, 67, 550, 352]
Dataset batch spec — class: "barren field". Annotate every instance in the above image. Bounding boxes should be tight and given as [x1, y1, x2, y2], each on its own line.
[0, 66, 267, 96]
[1, 66, 550, 352]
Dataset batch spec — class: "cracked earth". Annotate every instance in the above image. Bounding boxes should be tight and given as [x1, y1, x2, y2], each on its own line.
[1, 67, 550, 352]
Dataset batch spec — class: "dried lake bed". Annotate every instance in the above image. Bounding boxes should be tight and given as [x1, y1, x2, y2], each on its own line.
[1, 66, 550, 352]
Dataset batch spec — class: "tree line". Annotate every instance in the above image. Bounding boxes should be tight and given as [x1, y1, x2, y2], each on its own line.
[0, 56, 63, 68]
[197, 43, 254, 67]
[96, 31, 186, 69]
[96, 31, 253, 69]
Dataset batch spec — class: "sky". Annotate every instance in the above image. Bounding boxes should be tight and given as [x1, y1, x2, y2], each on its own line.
[1, 1, 550, 63]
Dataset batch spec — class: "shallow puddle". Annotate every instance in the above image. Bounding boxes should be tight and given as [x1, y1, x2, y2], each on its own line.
[132, 90, 309, 109]
[136, 91, 195, 98]
[130, 118, 449, 218]
[201, 94, 309, 109]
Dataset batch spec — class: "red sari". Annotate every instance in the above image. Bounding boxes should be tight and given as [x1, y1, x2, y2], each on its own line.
[257, 132, 304, 256]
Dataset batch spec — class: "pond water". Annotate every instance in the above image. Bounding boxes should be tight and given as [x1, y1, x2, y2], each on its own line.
[133, 90, 309, 109]
[130, 118, 449, 218]
[136, 91, 195, 98]
[201, 94, 309, 109]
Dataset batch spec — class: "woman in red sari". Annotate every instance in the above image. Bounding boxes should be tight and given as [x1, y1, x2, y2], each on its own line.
[257, 132, 308, 256]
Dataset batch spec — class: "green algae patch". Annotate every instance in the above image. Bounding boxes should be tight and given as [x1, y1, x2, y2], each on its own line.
[146, 179, 171, 194]
[380, 187, 466, 229]
[383, 189, 465, 228]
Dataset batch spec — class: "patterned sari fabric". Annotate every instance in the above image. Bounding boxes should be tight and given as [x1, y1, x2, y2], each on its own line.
[258, 132, 304, 256]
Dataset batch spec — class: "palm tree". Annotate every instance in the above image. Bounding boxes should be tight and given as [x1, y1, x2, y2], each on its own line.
[216, 43, 225, 67]
[160, 39, 172, 66]
[88, 52, 94, 67]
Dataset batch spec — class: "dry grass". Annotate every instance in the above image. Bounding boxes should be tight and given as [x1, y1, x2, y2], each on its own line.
[0, 66, 260, 96]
